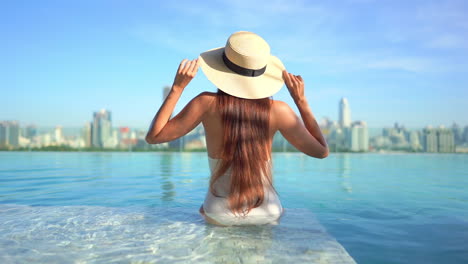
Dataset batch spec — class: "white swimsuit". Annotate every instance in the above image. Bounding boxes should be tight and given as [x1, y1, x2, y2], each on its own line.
[202, 156, 283, 226]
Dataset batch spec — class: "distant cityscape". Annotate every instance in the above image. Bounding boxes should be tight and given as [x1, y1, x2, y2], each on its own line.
[0, 87, 466, 153]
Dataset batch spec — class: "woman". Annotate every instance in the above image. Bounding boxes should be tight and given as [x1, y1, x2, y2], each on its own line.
[146, 31, 328, 226]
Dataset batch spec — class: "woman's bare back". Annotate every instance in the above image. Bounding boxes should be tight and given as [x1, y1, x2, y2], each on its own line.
[194, 91, 328, 160]
[201, 92, 280, 159]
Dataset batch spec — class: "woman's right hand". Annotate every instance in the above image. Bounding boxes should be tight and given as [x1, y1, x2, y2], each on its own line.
[282, 70, 306, 103]
[172, 58, 200, 93]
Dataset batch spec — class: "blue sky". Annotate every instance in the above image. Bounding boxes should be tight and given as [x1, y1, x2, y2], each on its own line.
[1, 0, 467, 128]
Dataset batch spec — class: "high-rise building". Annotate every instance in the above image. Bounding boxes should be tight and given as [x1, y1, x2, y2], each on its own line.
[382, 123, 409, 148]
[82, 122, 92, 147]
[119, 127, 137, 148]
[348, 121, 369, 152]
[409, 131, 422, 151]
[328, 127, 346, 152]
[54, 126, 64, 144]
[0, 121, 20, 148]
[40, 133, 52, 147]
[422, 127, 455, 153]
[8, 122, 19, 147]
[25, 125, 37, 139]
[0, 122, 6, 148]
[91, 109, 112, 148]
[438, 128, 455, 153]
[464, 126, 468, 145]
[422, 127, 438, 152]
[339, 97, 351, 128]
[451, 123, 463, 145]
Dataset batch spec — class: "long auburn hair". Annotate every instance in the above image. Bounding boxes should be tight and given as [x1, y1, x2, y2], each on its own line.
[209, 89, 275, 215]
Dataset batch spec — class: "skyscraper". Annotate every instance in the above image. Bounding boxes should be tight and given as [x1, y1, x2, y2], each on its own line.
[437, 128, 455, 153]
[339, 97, 351, 128]
[451, 122, 463, 145]
[349, 121, 369, 152]
[91, 109, 112, 148]
[82, 122, 92, 147]
[0, 122, 6, 148]
[422, 127, 438, 152]
[464, 126, 468, 145]
[0, 121, 20, 148]
[409, 131, 422, 151]
[25, 125, 37, 139]
[422, 127, 454, 153]
[54, 126, 64, 144]
[8, 122, 19, 147]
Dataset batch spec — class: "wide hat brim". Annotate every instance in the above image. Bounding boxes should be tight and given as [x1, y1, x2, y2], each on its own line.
[199, 47, 285, 99]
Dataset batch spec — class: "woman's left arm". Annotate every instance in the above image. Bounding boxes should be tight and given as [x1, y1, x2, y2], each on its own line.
[146, 58, 209, 144]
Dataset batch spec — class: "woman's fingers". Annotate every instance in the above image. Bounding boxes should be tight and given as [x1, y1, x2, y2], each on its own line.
[187, 58, 199, 75]
[282, 70, 289, 81]
[284, 70, 304, 86]
[172, 58, 199, 91]
[283, 70, 292, 87]
[182, 60, 193, 74]
[283, 70, 303, 90]
[282, 70, 288, 83]
[283, 70, 305, 101]
[289, 73, 299, 87]
[290, 73, 303, 85]
[178, 59, 189, 73]
[180, 59, 199, 75]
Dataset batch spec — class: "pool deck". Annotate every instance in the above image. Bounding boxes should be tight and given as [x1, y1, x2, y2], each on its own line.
[0, 204, 356, 263]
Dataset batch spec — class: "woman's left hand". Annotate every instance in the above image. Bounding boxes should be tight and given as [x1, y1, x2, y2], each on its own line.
[172, 58, 200, 93]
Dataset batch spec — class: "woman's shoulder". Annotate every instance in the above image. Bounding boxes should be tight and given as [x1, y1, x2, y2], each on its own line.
[194, 91, 216, 98]
[270, 99, 293, 115]
[192, 91, 217, 104]
[197, 91, 217, 97]
[190, 92, 217, 115]
[269, 99, 297, 129]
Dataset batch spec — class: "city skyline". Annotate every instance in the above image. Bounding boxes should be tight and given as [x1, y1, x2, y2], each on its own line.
[1, 1, 467, 128]
[3, 100, 467, 131]
[1, 94, 464, 153]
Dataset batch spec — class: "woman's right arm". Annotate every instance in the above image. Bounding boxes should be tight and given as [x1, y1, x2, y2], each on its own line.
[276, 70, 329, 158]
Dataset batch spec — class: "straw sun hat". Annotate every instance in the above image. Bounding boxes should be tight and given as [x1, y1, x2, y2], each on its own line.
[198, 31, 285, 99]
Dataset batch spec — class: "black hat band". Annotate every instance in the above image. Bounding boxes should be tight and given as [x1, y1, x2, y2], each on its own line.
[222, 51, 267, 77]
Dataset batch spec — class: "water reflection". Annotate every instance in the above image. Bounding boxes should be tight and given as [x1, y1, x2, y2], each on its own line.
[87, 152, 114, 180]
[159, 154, 176, 201]
[338, 154, 353, 193]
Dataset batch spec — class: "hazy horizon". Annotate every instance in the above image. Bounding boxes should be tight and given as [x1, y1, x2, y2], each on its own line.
[13, 125, 445, 140]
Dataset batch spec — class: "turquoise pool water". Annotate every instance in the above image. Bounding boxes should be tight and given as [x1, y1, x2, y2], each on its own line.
[0, 152, 467, 263]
